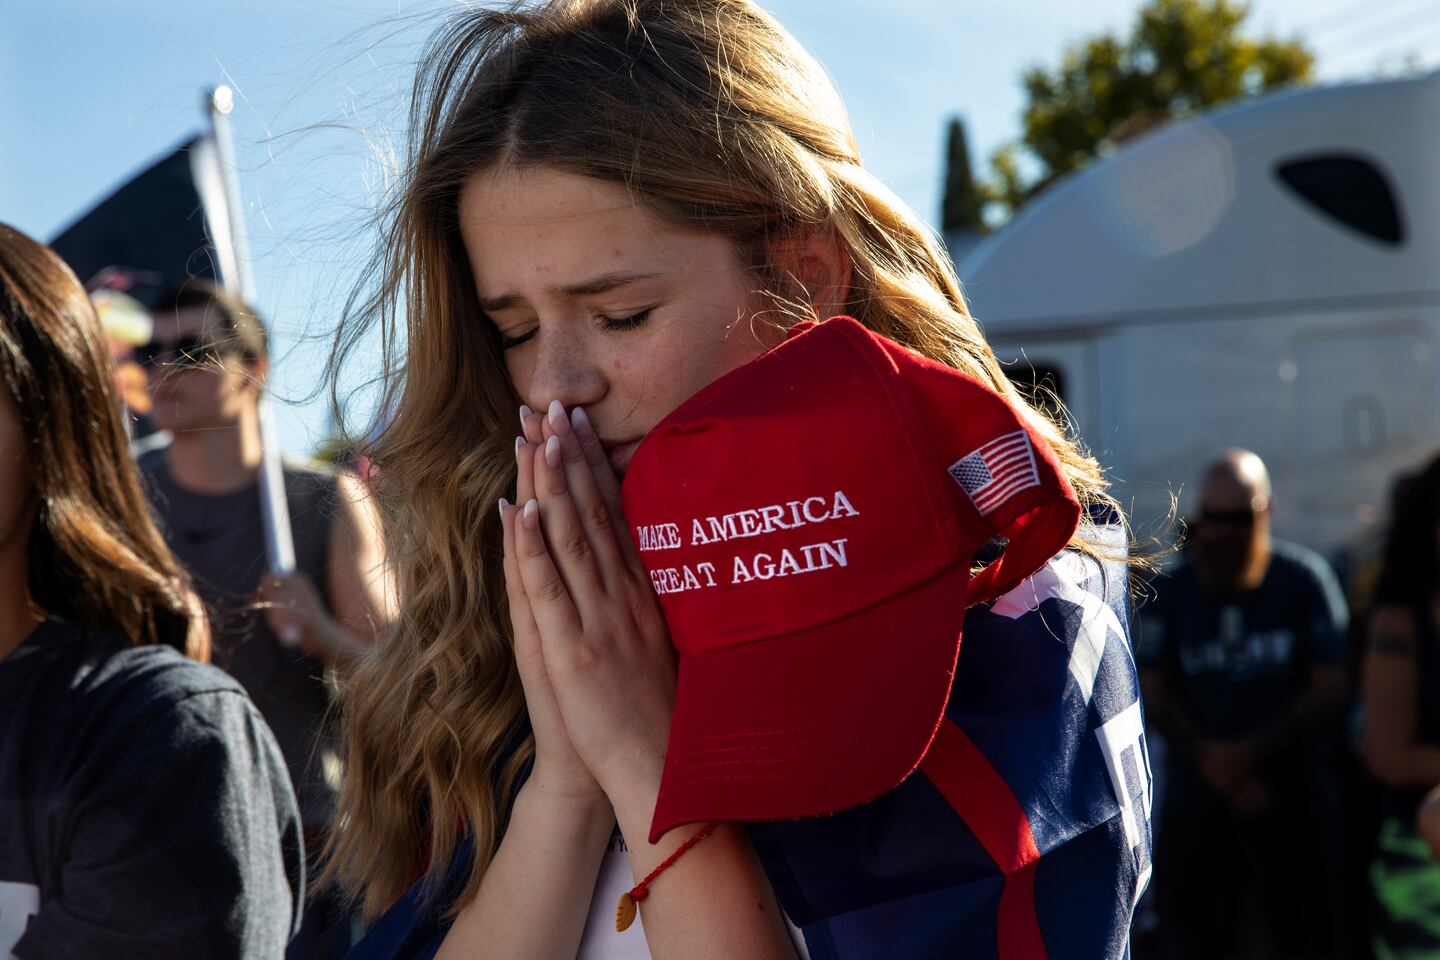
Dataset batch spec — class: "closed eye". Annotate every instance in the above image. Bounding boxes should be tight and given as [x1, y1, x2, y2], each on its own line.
[496, 308, 652, 351]
[498, 327, 537, 351]
[598, 308, 652, 332]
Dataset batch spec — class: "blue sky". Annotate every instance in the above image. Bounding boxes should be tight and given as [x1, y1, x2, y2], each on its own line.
[4, 0, 1437, 454]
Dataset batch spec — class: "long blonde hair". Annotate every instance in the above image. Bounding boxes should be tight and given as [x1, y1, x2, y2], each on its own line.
[324, 0, 1121, 919]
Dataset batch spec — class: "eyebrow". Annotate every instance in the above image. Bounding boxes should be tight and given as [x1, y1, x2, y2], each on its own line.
[478, 271, 662, 313]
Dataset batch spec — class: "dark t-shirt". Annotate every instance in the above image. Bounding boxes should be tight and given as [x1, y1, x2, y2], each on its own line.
[0, 619, 304, 959]
[1137, 540, 1348, 784]
[138, 447, 342, 830]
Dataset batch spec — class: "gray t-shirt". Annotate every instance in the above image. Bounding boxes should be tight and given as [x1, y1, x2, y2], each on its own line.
[139, 448, 342, 830]
[0, 619, 303, 958]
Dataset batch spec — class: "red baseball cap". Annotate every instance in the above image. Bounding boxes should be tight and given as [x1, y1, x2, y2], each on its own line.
[621, 316, 1080, 842]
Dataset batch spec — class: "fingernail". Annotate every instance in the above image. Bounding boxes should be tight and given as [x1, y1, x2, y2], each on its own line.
[571, 405, 596, 443]
[515, 436, 525, 456]
[522, 498, 538, 530]
[519, 404, 533, 432]
[545, 435, 561, 469]
[547, 399, 572, 436]
[498, 496, 509, 517]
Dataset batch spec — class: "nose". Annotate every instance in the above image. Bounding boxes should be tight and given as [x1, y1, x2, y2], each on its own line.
[516, 327, 607, 413]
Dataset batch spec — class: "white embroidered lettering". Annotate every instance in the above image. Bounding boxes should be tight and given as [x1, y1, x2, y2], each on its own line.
[731, 539, 851, 585]
[696, 562, 718, 588]
[635, 523, 681, 551]
[732, 554, 755, 583]
[817, 538, 849, 568]
[650, 563, 723, 595]
[831, 490, 859, 519]
[758, 504, 789, 531]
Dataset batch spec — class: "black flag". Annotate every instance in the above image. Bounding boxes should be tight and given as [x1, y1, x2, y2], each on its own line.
[49, 134, 232, 307]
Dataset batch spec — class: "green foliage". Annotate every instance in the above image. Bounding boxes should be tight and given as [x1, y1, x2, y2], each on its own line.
[977, 0, 1314, 220]
[941, 117, 985, 233]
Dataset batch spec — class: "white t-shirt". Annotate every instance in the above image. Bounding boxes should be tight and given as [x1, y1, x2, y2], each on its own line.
[575, 829, 810, 959]
[0, 880, 40, 956]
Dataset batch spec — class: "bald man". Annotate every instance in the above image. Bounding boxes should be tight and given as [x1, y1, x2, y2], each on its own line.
[1138, 450, 1350, 959]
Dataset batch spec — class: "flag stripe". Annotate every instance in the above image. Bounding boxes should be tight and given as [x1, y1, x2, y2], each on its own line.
[974, 450, 1033, 477]
[974, 480, 1041, 514]
[973, 473, 1042, 512]
[921, 719, 1040, 872]
[921, 718, 1048, 958]
[976, 438, 1031, 461]
[998, 861, 1050, 960]
[973, 431, 1030, 458]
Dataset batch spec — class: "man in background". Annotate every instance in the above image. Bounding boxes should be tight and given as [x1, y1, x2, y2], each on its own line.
[1139, 449, 1349, 960]
[138, 280, 394, 958]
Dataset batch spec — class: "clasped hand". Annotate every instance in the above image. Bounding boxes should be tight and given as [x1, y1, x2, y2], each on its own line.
[499, 401, 676, 810]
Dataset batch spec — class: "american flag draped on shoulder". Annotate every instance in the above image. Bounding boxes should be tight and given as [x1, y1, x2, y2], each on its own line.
[749, 515, 1152, 960]
[346, 517, 1151, 960]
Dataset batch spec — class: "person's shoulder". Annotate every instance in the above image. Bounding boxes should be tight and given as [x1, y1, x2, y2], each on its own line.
[1147, 549, 1199, 593]
[41, 620, 250, 729]
[134, 440, 170, 480]
[281, 455, 342, 483]
[105, 639, 246, 702]
[1269, 539, 1340, 587]
[281, 455, 348, 504]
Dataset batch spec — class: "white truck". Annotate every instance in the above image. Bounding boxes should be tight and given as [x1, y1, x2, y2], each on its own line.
[958, 70, 1440, 558]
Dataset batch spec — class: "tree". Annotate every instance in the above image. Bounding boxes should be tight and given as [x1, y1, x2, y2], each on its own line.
[976, 0, 1314, 220]
[941, 117, 984, 234]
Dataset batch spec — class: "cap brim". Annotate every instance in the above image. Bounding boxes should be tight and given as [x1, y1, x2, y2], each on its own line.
[649, 563, 970, 843]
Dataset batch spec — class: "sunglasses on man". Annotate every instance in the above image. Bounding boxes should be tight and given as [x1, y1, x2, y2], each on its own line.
[1199, 508, 1258, 529]
[134, 336, 244, 369]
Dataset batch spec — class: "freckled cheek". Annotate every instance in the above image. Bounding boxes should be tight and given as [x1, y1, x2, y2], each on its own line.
[614, 347, 682, 420]
[503, 353, 536, 398]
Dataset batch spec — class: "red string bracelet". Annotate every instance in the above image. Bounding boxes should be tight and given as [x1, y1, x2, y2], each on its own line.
[615, 822, 719, 932]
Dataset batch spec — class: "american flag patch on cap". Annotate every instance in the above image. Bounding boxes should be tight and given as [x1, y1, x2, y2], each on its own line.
[948, 430, 1041, 516]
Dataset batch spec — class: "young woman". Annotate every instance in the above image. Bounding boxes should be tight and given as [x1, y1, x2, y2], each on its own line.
[1363, 453, 1440, 957]
[325, 1, 1149, 957]
[0, 223, 304, 958]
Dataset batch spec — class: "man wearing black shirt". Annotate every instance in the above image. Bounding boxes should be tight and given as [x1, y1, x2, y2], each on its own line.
[138, 282, 394, 958]
[1139, 449, 1349, 960]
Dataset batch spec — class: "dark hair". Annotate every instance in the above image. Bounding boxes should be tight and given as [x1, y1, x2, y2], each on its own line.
[156, 278, 268, 359]
[0, 223, 209, 659]
[1373, 453, 1440, 610]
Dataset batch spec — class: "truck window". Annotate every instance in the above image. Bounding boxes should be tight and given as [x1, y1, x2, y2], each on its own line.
[1274, 153, 1404, 246]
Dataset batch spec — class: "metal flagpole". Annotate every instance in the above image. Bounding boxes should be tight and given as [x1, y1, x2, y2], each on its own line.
[205, 86, 299, 590]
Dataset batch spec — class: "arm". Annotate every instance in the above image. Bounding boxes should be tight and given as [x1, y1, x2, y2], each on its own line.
[1139, 667, 1199, 764]
[1419, 785, 1440, 859]
[1253, 554, 1350, 758]
[436, 783, 615, 960]
[1136, 588, 1200, 763]
[325, 471, 398, 648]
[262, 472, 397, 676]
[1252, 662, 1348, 760]
[608, 784, 796, 960]
[14, 688, 303, 960]
[437, 415, 616, 959]
[515, 404, 797, 959]
[1362, 605, 1440, 788]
